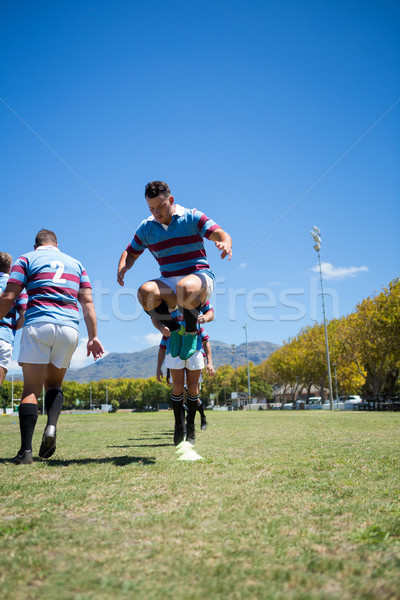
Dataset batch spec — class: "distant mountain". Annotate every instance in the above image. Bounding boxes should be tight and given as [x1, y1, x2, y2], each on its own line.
[64, 340, 280, 383]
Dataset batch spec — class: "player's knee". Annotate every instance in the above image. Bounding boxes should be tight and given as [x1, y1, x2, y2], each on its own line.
[137, 282, 157, 307]
[176, 281, 201, 306]
[172, 383, 184, 396]
[187, 383, 199, 396]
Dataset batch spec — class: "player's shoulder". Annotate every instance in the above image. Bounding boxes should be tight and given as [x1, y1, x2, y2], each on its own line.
[191, 207, 207, 217]
[138, 211, 164, 229]
[57, 250, 85, 271]
[136, 215, 157, 238]
[17, 250, 34, 262]
[201, 300, 214, 313]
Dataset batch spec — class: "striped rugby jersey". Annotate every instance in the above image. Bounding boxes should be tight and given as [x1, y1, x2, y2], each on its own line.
[159, 302, 213, 354]
[0, 273, 28, 344]
[9, 246, 91, 331]
[126, 205, 220, 278]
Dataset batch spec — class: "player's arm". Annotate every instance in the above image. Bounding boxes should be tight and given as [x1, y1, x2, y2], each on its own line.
[198, 308, 214, 324]
[78, 287, 105, 361]
[156, 346, 166, 382]
[208, 228, 232, 261]
[0, 283, 21, 321]
[15, 309, 26, 330]
[15, 292, 27, 330]
[203, 339, 215, 376]
[117, 250, 139, 287]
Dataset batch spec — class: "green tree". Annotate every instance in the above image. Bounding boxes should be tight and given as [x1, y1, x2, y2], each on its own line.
[339, 278, 400, 396]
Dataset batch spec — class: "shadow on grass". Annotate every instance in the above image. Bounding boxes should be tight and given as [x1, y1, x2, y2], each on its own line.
[109, 443, 172, 448]
[0, 455, 156, 467]
[128, 432, 173, 441]
[128, 437, 167, 442]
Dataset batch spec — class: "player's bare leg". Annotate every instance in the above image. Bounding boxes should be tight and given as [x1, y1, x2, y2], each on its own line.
[0, 366, 7, 387]
[138, 280, 184, 356]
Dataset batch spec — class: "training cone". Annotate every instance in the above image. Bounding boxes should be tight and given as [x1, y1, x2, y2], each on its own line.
[178, 449, 203, 461]
[175, 441, 193, 454]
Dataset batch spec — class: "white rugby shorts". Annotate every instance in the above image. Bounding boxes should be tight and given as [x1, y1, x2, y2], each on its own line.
[0, 339, 13, 371]
[19, 323, 79, 369]
[165, 349, 205, 371]
[156, 272, 214, 302]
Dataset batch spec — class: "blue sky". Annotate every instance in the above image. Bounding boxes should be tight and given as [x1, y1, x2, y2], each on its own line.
[1, 0, 399, 371]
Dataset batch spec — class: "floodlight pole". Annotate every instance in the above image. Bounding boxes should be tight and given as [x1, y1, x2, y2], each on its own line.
[243, 324, 251, 408]
[310, 227, 334, 410]
[232, 344, 239, 408]
[333, 364, 339, 404]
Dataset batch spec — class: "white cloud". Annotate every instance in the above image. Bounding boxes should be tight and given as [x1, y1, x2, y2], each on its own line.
[238, 262, 248, 269]
[144, 332, 162, 346]
[311, 262, 368, 280]
[70, 337, 108, 370]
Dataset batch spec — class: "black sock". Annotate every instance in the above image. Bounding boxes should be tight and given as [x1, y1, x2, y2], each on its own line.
[146, 300, 180, 332]
[186, 393, 199, 425]
[171, 393, 185, 427]
[18, 403, 38, 453]
[45, 389, 64, 428]
[197, 399, 205, 418]
[181, 304, 201, 333]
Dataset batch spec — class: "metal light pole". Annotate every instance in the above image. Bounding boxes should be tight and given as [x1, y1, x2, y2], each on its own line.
[243, 324, 251, 407]
[310, 226, 334, 410]
[232, 343, 239, 408]
[333, 364, 338, 404]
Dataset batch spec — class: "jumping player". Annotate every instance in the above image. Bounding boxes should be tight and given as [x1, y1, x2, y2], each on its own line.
[117, 181, 232, 361]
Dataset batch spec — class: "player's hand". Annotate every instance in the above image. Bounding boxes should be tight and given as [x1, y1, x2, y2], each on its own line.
[152, 319, 171, 337]
[206, 364, 215, 376]
[117, 267, 128, 287]
[87, 337, 105, 361]
[156, 369, 163, 382]
[197, 313, 205, 324]
[215, 240, 232, 261]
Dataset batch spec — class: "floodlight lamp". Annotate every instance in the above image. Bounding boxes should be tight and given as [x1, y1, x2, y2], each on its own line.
[313, 243, 321, 252]
[313, 226, 320, 234]
[310, 232, 321, 244]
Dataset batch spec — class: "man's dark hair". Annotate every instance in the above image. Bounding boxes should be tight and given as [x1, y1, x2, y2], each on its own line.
[35, 229, 58, 247]
[0, 252, 12, 274]
[145, 181, 171, 199]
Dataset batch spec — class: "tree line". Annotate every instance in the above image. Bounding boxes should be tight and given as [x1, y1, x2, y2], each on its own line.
[261, 278, 400, 401]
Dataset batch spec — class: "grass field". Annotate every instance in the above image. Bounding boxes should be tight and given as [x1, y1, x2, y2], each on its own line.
[0, 410, 399, 600]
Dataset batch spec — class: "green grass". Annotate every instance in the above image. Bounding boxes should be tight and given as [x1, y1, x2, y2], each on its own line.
[0, 410, 399, 600]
